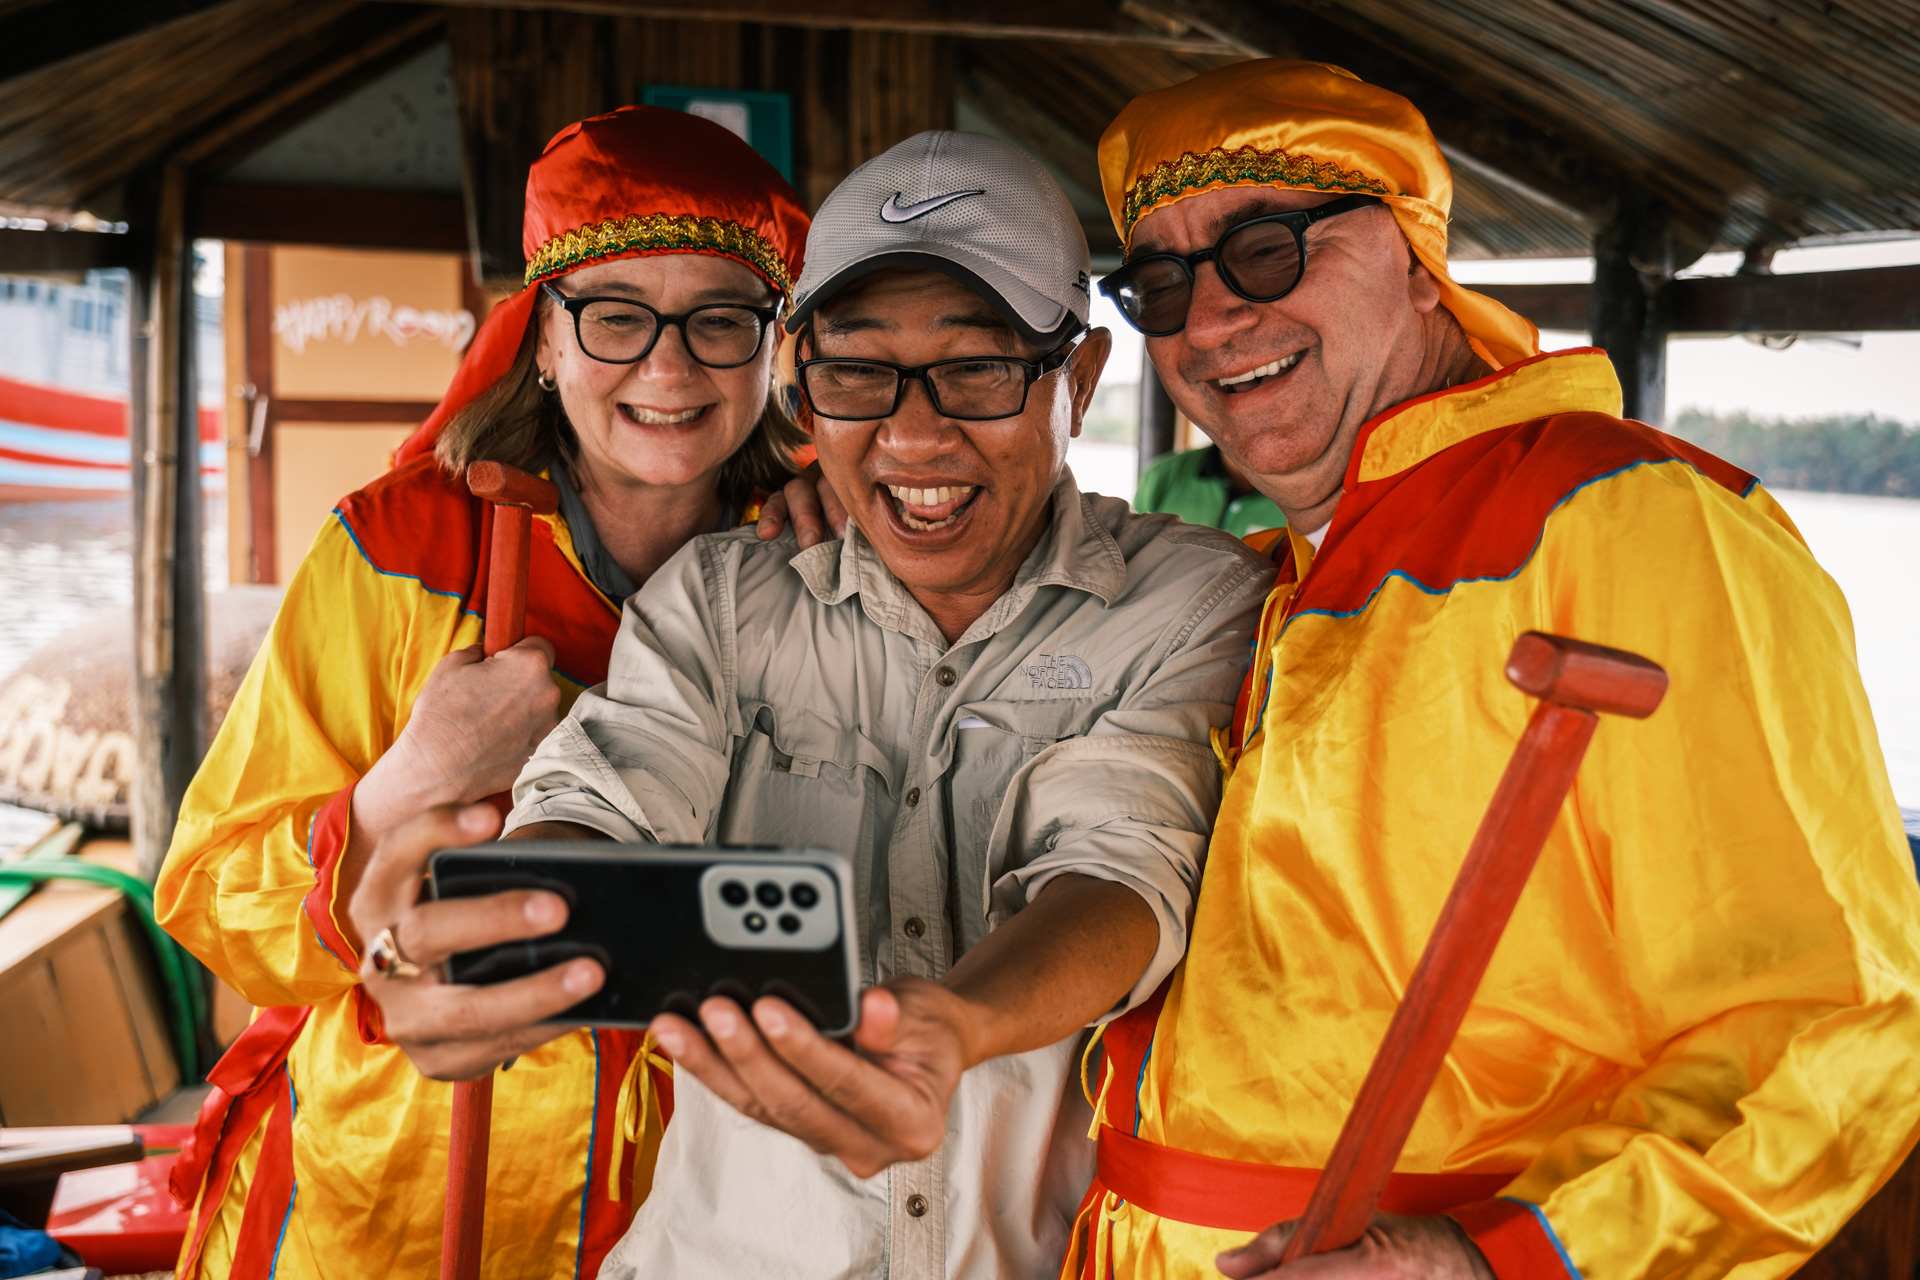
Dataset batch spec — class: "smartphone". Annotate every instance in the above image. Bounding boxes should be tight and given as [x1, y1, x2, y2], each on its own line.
[427, 843, 861, 1036]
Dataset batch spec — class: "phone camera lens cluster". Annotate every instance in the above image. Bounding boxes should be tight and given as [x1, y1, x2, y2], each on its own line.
[789, 882, 819, 909]
[720, 880, 750, 906]
[755, 881, 785, 908]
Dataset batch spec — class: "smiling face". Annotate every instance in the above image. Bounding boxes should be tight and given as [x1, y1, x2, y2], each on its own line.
[805, 268, 1109, 639]
[1130, 186, 1461, 527]
[536, 254, 777, 497]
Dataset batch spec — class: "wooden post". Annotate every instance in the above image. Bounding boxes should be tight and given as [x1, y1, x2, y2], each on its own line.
[1589, 188, 1674, 426]
[1137, 351, 1175, 478]
[129, 160, 207, 880]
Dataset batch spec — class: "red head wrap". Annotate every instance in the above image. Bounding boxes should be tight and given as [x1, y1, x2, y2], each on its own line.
[395, 105, 809, 464]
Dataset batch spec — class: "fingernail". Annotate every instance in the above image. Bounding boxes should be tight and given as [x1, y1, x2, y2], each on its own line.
[704, 1004, 739, 1036]
[563, 961, 599, 994]
[526, 893, 563, 927]
[652, 1025, 683, 1056]
[756, 1003, 789, 1036]
[458, 805, 493, 833]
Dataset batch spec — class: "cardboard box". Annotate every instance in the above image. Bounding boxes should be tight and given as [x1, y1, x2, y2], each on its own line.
[0, 840, 180, 1125]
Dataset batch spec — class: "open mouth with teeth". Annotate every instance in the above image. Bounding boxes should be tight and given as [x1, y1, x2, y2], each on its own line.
[882, 482, 980, 533]
[1212, 350, 1304, 395]
[618, 403, 710, 427]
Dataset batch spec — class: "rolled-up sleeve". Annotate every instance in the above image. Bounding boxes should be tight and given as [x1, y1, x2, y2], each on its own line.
[990, 552, 1270, 1014]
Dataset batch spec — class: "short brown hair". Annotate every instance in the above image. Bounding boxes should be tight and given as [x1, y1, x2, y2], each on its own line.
[434, 292, 805, 506]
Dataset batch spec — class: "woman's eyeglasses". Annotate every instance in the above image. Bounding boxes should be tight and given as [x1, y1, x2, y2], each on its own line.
[1098, 194, 1384, 337]
[795, 345, 1076, 422]
[541, 282, 779, 369]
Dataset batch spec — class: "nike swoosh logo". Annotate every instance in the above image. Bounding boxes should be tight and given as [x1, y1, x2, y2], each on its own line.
[879, 189, 985, 223]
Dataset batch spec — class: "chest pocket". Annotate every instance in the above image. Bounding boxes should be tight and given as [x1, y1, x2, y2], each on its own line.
[943, 697, 1107, 952]
[720, 703, 899, 861]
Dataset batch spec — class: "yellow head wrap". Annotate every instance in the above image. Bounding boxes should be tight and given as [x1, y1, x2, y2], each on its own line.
[1099, 59, 1540, 371]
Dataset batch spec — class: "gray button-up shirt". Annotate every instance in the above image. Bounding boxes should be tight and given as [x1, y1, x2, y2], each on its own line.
[507, 474, 1273, 1280]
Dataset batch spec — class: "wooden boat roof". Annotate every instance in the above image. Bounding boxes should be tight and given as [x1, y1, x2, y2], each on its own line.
[0, 0, 1911, 264]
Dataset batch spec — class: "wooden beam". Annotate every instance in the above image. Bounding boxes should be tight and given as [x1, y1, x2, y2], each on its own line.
[418, 0, 1236, 50]
[1138, 352, 1175, 474]
[190, 184, 468, 252]
[1589, 191, 1672, 424]
[271, 398, 438, 422]
[0, 227, 135, 273]
[0, 0, 231, 85]
[128, 160, 206, 879]
[1672, 264, 1920, 335]
[1475, 265, 1920, 338]
[1474, 282, 1587, 334]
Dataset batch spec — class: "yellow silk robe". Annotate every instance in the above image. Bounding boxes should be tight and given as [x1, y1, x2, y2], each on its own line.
[1077, 350, 1920, 1279]
[157, 458, 661, 1280]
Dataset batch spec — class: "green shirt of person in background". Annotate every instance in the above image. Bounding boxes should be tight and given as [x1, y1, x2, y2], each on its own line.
[1134, 444, 1287, 539]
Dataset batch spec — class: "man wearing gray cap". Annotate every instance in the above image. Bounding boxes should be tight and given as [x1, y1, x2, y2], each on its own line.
[350, 130, 1272, 1278]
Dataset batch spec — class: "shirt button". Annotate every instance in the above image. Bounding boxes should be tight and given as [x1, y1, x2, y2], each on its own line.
[905, 786, 920, 807]
[903, 916, 925, 939]
[935, 666, 955, 686]
[906, 1193, 928, 1217]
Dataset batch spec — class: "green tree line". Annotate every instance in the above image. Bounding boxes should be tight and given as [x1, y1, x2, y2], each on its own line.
[1668, 409, 1920, 498]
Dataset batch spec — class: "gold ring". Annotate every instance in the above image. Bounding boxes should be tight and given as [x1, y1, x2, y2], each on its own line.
[368, 926, 423, 980]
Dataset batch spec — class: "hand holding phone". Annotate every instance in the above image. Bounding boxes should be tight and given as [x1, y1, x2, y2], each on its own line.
[345, 804, 605, 1082]
[429, 843, 862, 1036]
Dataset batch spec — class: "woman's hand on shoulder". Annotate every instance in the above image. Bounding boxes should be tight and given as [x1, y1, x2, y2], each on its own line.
[756, 463, 848, 549]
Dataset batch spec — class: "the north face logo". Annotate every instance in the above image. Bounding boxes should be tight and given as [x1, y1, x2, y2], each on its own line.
[1024, 654, 1092, 690]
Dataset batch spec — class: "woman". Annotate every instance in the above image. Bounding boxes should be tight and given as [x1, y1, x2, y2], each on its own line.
[157, 105, 810, 1280]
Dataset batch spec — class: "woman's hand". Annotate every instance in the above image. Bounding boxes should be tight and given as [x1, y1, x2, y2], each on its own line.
[757, 463, 848, 548]
[1216, 1213, 1494, 1280]
[354, 638, 563, 838]
[339, 638, 563, 946]
[348, 804, 603, 1079]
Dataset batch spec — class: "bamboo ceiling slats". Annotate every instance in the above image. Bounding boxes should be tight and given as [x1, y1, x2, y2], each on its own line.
[1305, 0, 1920, 247]
[0, 0, 424, 209]
[0, 0, 1909, 260]
[962, 35, 1591, 258]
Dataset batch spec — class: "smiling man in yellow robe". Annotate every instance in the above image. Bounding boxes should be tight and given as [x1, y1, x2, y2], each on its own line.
[1068, 59, 1920, 1280]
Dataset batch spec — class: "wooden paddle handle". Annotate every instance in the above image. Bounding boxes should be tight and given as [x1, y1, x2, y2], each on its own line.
[442, 461, 556, 1280]
[1280, 632, 1667, 1264]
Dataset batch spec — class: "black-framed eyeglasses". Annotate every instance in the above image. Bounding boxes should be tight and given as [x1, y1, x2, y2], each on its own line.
[541, 282, 779, 368]
[1099, 193, 1385, 336]
[795, 344, 1077, 422]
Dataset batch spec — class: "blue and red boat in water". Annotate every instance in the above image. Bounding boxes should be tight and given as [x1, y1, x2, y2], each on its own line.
[0, 372, 221, 501]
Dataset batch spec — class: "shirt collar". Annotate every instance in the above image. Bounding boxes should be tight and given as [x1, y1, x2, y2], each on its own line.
[789, 470, 1128, 647]
[552, 458, 739, 603]
[1347, 348, 1624, 488]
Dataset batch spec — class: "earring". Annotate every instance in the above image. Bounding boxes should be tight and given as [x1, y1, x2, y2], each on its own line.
[538, 371, 557, 391]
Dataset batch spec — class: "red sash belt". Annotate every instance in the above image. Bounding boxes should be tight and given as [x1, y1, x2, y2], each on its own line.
[170, 1005, 313, 1280]
[1095, 1125, 1515, 1234]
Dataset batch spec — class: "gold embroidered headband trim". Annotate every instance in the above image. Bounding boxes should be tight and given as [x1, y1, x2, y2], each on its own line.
[1121, 146, 1391, 247]
[526, 213, 794, 294]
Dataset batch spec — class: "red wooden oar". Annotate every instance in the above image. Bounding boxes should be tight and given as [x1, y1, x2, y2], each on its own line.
[442, 460, 560, 1280]
[1279, 631, 1668, 1264]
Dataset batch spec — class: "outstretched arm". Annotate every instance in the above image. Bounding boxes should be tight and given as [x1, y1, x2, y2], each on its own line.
[650, 872, 1157, 1178]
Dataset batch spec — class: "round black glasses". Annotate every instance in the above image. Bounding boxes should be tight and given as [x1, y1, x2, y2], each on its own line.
[1099, 194, 1385, 337]
[541, 282, 779, 369]
[796, 344, 1077, 422]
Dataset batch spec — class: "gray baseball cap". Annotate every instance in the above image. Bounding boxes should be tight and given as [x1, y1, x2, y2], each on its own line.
[786, 130, 1091, 350]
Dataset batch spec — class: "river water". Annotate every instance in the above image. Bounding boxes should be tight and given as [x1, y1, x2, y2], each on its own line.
[0, 487, 1914, 855]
